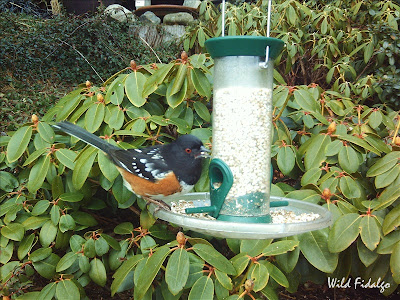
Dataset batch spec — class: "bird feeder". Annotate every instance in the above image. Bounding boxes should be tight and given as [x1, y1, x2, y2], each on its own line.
[149, 0, 331, 239]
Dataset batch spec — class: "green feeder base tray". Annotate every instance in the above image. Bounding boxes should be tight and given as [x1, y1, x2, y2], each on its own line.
[149, 193, 332, 239]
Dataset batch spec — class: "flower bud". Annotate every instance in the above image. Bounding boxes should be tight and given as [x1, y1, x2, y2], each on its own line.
[394, 136, 400, 146]
[181, 51, 188, 61]
[244, 279, 254, 292]
[97, 93, 104, 102]
[327, 122, 336, 134]
[32, 114, 39, 124]
[85, 80, 92, 88]
[176, 232, 186, 246]
[322, 188, 332, 199]
[130, 60, 137, 70]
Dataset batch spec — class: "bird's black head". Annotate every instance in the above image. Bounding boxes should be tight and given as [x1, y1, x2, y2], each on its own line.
[162, 134, 210, 185]
[174, 134, 210, 159]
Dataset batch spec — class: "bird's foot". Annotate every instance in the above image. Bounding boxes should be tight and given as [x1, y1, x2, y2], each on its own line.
[143, 197, 171, 211]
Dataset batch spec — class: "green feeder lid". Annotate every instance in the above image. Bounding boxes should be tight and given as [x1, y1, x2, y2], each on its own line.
[205, 36, 284, 59]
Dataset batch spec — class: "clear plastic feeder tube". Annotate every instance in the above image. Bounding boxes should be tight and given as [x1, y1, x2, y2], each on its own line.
[205, 36, 284, 220]
[213, 57, 274, 216]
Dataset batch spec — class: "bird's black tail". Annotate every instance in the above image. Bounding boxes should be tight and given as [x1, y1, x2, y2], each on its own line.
[53, 121, 118, 154]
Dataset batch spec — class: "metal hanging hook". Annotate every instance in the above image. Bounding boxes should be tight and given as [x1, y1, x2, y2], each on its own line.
[260, 0, 273, 68]
[221, 0, 226, 37]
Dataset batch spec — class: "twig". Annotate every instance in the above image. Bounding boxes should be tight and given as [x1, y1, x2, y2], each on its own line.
[56, 38, 104, 83]
[139, 36, 163, 64]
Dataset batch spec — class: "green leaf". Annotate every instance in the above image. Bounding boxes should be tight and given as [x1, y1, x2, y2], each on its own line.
[304, 134, 331, 170]
[375, 175, 400, 210]
[338, 146, 359, 174]
[337, 134, 381, 156]
[364, 41, 374, 63]
[56, 92, 83, 121]
[98, 151, 119, 182]
[23, 147, 48, 166]
[377, 231, 400, 254]
[262, 240, 299, 256]
[30, 247, 52, 262]
[51, 205, 61, 226]
[293, 89, 319, 113]
[89, 258, 107, 287]
[114, 222, 134, 235]
[70, 235, 86, 252]
[0, 241, 13, 264]
[95, 236, 110, 256]
[125, 71, 148, 107]
[32, 253, 60, 279]
[360, 216, 381, 251]
[214, 269, 233, 290]
[301, 167, 322, 186]
[277, 146, 296, 175]
[382, 205, 400, 235]
[38, 122, 55, 144]
[32, 200, 50, 216]
[251, 263, 269, 291]
[72, 146, 97, 190]
[375, 165, 400, 189]
[167, 77, 188, 108]
[59, 192, 84, 203]
[230, 253, 250, 276]
[106, 105, 124, 130]
[275, 236, 300, 273]
[106, 76, 125, 105]
[135, 246, 171, 299]
[56, 280, 80, 300]
[0, 171, 19, 192]
[193, 101, 211, 122]
[390, 242, 400, 283]
[166, 248, 190, 295]
[59, 214, 76, 233]
[191, 68, 211, 99]
[55, 149, 77, 170]
[367, 152, 400, 177]
[340, 176, 361, 199]
[263, 261, 289, 287]
[38, 282, 57, 300]
[27, 154, 51, 193]
[56, 252, 79, 272]
[188, 276, 214, 300]
[111, 255, 143, 296]
[18, 233, 35, 260]
[40, 220, 58, 247]
[369, 110, 383, 128]
[85, 102, 105, 133]
[22, 216, 49, 230]
[193, 244, 236, 275]
[1, 223, 25, 241]
[79, 254, 90, 273]
[328, 213, 361, 253]
[170, 64, 188, 96]
[357, 239, 378, 267]
[240, 239, 272, 257]
[143, 63, 175, 97]
[84, 238, 96, 258]
[100, 233, 121, 251]
[6, 125, 33, 163]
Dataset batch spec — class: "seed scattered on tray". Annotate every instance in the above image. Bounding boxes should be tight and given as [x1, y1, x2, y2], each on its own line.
[271, 209, 320, 223]
[171, 200, 216, 220]
[170, 200, 320, 223]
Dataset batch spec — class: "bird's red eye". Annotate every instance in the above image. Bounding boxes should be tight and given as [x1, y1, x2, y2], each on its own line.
[185, 148, 192, 154]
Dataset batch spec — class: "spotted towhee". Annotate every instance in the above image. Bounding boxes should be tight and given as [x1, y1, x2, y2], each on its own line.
[53, 121, 210, 210]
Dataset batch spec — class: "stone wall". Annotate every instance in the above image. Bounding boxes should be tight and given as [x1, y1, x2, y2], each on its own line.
[104, 1, 201, 48]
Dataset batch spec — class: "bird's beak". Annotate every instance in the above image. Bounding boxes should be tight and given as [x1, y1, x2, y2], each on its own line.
[196, 146, 211, 158]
